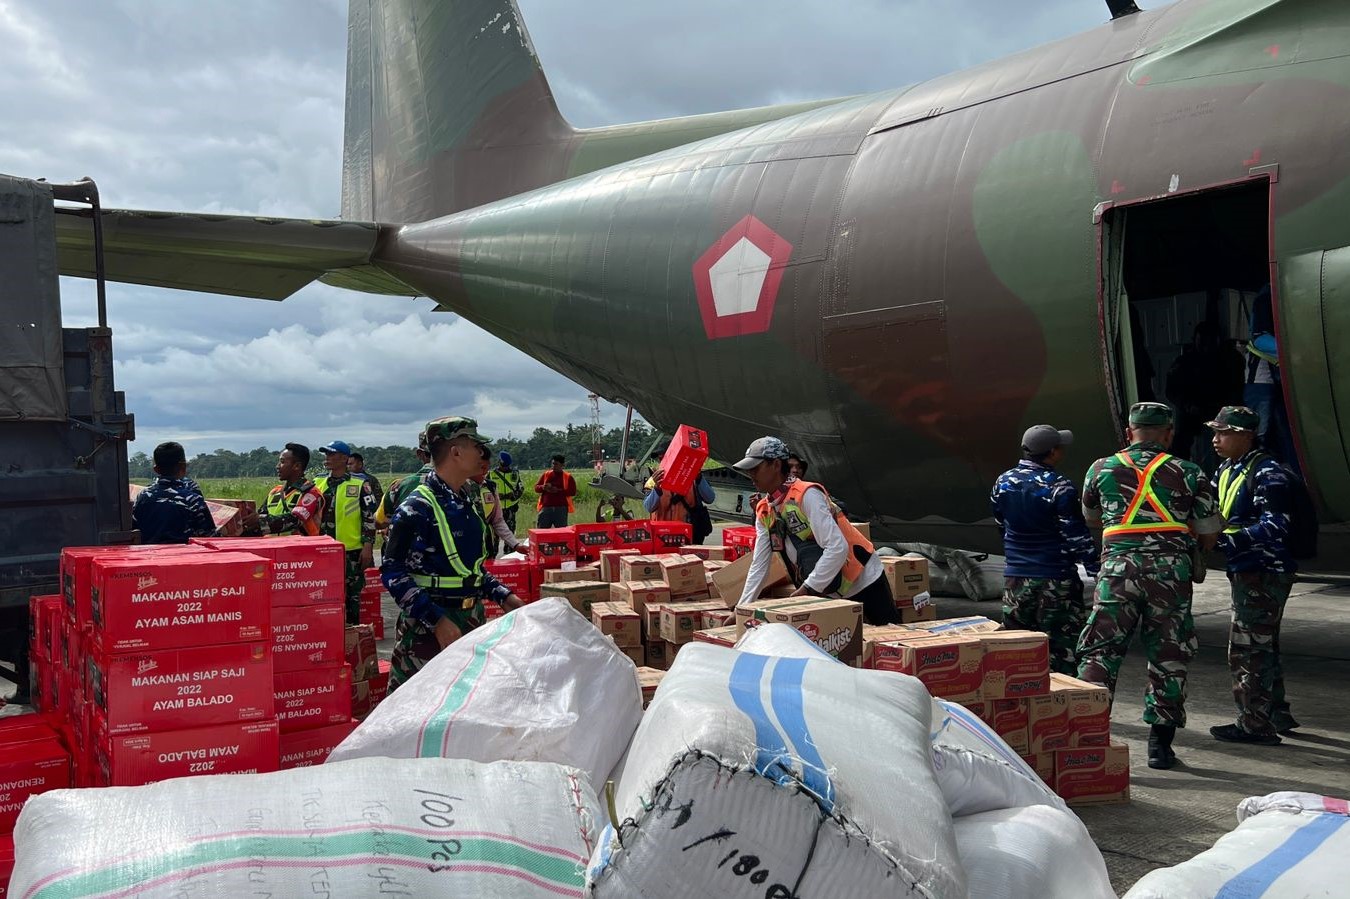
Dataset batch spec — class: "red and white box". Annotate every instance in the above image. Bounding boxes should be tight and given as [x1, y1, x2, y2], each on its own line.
[1030, 674, 1112, 751]
[692, 625, 738, 647]
[1, 833, 13, 893]
[1054, 742, 1130, 805]
[88, 642, 273, 735]
[591, 602, 642, 648]
[274, 665, 353, 733]
[598, 549, 640, 583]
[94, 719, 280, 787]
[528, 527, 578, 569]
[981, 698, 1030, 755]
[271, 603, 346, 672]
[979, 630, 1051, 700]
[0, 738, 70, 833]
[485, 558, 538, 601]
[62, 545, 211, 631]
[650, 521, 694, 553]
[619, 555, 664, 583]
[658, 554, 705, 597]
[192, 536, 345, 606]
[573, 523, 616, 562]
[279, 719, 358, 769]
[359, 587, 384, 640]
[345, 624, 378, 681]
[611, 520, 654, 555]
[721, 525, 757, 560]
[364, 567, 382, 591]
[90, 552, 271, 653]
[874, 633, 983, 703]
[657, 424, 709, 496]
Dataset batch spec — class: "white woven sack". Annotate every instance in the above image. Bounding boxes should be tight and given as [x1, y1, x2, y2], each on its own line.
[1124, 792, 1350, 899]
[328, 598, 642, 788]
[11, 757, 602, 898]
[593, 641, 966, 898]
[954, 804, 1114, 899]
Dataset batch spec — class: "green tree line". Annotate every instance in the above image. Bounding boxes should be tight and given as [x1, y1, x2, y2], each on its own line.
[129, 420, 659, 479]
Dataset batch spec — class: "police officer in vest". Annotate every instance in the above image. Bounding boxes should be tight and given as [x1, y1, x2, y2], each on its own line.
[381, 417, 524, 691]
[1208, 405, 1299, 745]
[260, 443, 324, 536]
[732, 436, 900, 625]
[487, 452, 525, 534]
[1077, 402, 1222, 769]
[315, 440, 378, 624]
[470, 450, 526, 558]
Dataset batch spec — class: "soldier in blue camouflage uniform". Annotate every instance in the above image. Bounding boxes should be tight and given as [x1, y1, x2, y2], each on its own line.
[132, 441, 217, 544]
[381, 417, 524, 691]
[990, 425, 1098, 674]
[1077, 402, 1222, 769]
[1207, 405, 1299, 745]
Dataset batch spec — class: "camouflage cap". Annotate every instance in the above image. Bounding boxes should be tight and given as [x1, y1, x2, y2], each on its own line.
[733, 436, 790, 471]
[424, 416, 490, 446]
[1206, 405, 1260, 432]
[1128, 402, 1174, 427]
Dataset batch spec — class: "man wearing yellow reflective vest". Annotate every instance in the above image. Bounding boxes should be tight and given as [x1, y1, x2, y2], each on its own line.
[315, 440, 378, 625]
[732, 436, 901, 625]
[380, 417, 524, 690]
[259, 443, 323, 537]
[1077, 402, 1222, 770]
[487, 452, 525, 534]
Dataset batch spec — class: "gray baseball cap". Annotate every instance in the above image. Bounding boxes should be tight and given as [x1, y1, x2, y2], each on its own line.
[1021, 425, 1073, 455]
[733, 436, 791, 471]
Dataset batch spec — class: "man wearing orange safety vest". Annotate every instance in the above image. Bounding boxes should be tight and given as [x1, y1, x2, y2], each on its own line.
[733, 436, 901, 625]
[534, 454, 577, 528]
[1077, 402, 1222, 770]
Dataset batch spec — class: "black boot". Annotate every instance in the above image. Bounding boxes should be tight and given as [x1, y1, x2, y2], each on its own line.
[1148, 723, 1177, 770]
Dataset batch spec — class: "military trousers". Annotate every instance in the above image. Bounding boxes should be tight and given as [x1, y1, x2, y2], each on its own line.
[501, 505, 518, 534]
[1002, 576, 1086, 675]
[387, 601, 484, 693]
[1227, 570, 1295, 736]
[1077, 560, 1197, 727]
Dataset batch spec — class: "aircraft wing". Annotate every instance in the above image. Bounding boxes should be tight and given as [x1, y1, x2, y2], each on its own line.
[54, 207, 417, 300]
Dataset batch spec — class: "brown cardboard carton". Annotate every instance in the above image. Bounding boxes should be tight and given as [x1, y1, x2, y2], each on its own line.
[874, 633, 983, 702]
[862, 624, 920, 669]
[664, 640, 682, 666]
[592, 601, 642, 648]
[1050, 673, 1111, 747]
[543, 581, 611, 618]
[660, 554, 706, 597]
[900, 602, 938, 624]
[621, 645, 645, 667]
[907, 616, 1002, 635]
[979, 630, 1051, 700]
[645, 640, 668, 670]
[985, 698, 1030, 755]
[543, 564, 602, 584]
[711, 551, 789, 609]
[705, 572, 721, 601]
[853, 521, 871, 541]
[692, 625, 738, 647]
[660, 600, 727, 644]
[881, 554, 931, 601]
[599, 549, 641, 583]
[701, 608, 735, 629]
[635, 666, 664, 707]
[682, 545, 728, 562]
[609, 580, 671, 618]
[619, 555, 665, 583]
[736, 597, 863, 665]
[1023, 752, 1055, 787]
[1055, 742, 1130, 806]
[642, 603, 665, 641]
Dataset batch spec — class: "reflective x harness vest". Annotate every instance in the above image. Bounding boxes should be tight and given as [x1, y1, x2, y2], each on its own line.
[1218, 458, 1261, 536]
[755, 480, 874, 596]
[313, 475, 364, 550]
[263, 485, 297, 519]
[1101, 452, 1191, 539]
[407, 483, 488, 609]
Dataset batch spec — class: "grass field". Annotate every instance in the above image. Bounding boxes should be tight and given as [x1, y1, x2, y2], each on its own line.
[135, 471, 626, 535]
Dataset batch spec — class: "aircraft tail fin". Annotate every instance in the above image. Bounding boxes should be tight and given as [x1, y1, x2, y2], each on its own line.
[341, 0, 574, 224]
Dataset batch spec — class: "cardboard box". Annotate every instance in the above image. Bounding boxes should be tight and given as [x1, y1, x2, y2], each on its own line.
[881, 554, 931, 600]
[1031, 674, 1112, 750]
[711, 551, 789, 609]
[984, 698, 1030, 755]
[660, 601, 726, 644]
[95, 720, 279, 787]
[701, 608, 735, 629]
[573, 523, 616, 561]
[591, 602, 642, 648]
[645, 640, 668, 670]
[271, 603, 346, 672]
[980, 630, 1051, 700]
[485, 558, 538, 601]
[527, 527, 578, 569]
[61, 544, 211, 631]
[344, 624, 378, 682]
[657, 424, 709, 496]
[853, 521, 872, 541]
[599, 549, 641, 583]
[619, 644, 644, 667]
[611, 520, 654, 555]
[736, 597, 864, 665]
[0, 739, 69, 832]
[274, 665, 353, 733]
[88, 642, 273, 735]
[659, 554, 705, 597]
[279, 719, 358, 769]
[1054, 742, 1130, 805]
[609, 580, 671, 618]
[692, 625, 738, 647]
[90, 552, 271, 653]
[874, 633, 983, 702]
[542, 565, 603, 584]
[1026, 690, 1071, 754]
[663, 640, 683, 667]
[1023, 752, 1055, 787]
[908, 615, 1002, 635]
[635, 667, 664, 708]
[619, 555, 664, 583]
[682, 545, 728, 562]
[642, 603, 665, 641]
[191, 536, 345, 606]
[862, 624, 922, 669]
[900, 603, 938, 624]
[542, 581, 610, 618]
[650, 521, 694, 553]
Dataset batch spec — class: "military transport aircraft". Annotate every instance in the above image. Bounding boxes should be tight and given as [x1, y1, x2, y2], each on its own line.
[51, 0, 1350, 557]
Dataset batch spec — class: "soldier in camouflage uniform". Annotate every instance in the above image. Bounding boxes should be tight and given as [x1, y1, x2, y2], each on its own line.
[381, 417, 524, 691]
[990, 425, 1098, 674]
[1207, 405, 1299, 745]
[1077, 402, 1222, 769]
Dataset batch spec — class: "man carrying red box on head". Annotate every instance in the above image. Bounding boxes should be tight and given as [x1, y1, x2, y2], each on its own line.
[381, 417, 525, 692]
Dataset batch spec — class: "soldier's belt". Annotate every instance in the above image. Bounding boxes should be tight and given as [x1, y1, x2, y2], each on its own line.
[410, 573, 478, 590]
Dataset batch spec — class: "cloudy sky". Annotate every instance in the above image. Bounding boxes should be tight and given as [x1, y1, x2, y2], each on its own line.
[1, 0, 1107, 455]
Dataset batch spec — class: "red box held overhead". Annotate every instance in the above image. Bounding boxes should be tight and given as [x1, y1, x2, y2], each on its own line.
[657, 424, 709, 496]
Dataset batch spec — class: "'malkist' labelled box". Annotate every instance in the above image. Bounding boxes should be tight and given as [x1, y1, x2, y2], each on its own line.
[736, 597, 864, 666]
[94, 719, 280, 787]
[90, 552, 271, 653]
[1054, 742, 1130, 806]
[279, 718, 358, 769]
[274, 665, 353, 733]
[271, 603, 346, 672]
[0, 739, 70, 832]
[660, 600, 727, 644]
[874, 633, 983, 702]
[542, 581, 611, 618]
[191, 536, 345, 606]
[591, 601, 642, 648]
[599, 549, 640, 582]
[659, 554, 705, 597]
[609, 580, 671, 618]
[88, 642, 274, 735]
[979, 630, 1051, 700]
